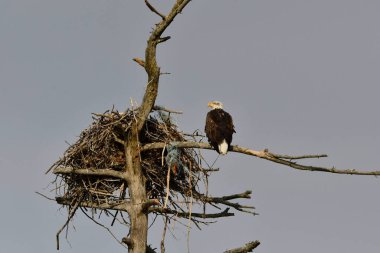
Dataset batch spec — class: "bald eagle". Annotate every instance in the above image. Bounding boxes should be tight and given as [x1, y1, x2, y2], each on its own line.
[205, 101, 235, 155]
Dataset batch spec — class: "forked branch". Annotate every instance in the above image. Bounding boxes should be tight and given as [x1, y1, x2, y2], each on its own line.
[194, 191, 257, 214]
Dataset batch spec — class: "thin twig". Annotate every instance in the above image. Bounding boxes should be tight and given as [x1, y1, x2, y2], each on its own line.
[187, 160, 193, 253]
[35, 191, 55, 201]
[145, 0, 166, 20]
[160, 218, 168, 253]
[202, 168, 220, 172]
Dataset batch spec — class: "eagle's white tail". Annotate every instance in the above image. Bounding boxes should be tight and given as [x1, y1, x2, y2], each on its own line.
[218, 140, 228, 155]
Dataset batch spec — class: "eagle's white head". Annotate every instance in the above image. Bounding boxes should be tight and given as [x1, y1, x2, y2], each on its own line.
[207, 101, 224, 110]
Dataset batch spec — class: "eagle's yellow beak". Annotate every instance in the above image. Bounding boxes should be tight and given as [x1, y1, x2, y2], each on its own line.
[207, 101, 213, 108]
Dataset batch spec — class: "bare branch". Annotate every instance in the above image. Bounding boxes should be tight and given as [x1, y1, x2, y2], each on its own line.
[141, 141, 209, 151]
[195, 191, 257, 215]
[268, 152, 328, 160]
[122, 237, 133, 248]
[149, 0, 192, 41]
[141, 141, 380, 176]
[202, 167, 220, 173]
[204, 191, 252, 201]
[35, 191, 55, 201]
[224, 241, 260, 253]
[133, 57, 145, 68]
[53, 167, 129, 181]
[160, 218, 168, 253]
[153, 105, 183, 114]
[149, 207, 234, 219]
[157, 36, 171, 44]
[142, 199, 160, 212]
[145, 0, 166, 20]
[56, 197, 131, 213]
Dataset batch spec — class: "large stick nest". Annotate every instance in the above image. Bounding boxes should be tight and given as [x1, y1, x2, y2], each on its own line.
[51, 108, 206, 212]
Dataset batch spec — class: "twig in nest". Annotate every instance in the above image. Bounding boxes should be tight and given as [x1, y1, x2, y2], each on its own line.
[164, 161, 171, 209]
[187, 160, 193, 253]
[202, 168, 220, 173]
[182, 131, 205, 138]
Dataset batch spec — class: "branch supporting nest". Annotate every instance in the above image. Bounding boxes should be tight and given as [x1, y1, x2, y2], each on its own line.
[53, 167, 128, 181]
[56, 196, 236, 224]
[56, 197, 131, 213]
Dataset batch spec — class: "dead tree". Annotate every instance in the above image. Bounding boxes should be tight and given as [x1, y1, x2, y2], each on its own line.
[44, 1, 380, 253]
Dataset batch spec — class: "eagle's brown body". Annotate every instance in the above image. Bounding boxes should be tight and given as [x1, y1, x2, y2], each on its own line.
[205, 107, 235, 155]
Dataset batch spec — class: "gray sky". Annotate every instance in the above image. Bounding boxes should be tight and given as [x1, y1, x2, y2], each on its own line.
[1, 0, 380, 252]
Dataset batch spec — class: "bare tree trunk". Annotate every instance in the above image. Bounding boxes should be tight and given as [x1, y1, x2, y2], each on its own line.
[125, 125, 148, 253]
[123, 2, 193, 251]
[119, 2, 193, 252]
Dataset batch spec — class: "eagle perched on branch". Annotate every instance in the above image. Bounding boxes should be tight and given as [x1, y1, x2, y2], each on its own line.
[205, 101, 236, 155]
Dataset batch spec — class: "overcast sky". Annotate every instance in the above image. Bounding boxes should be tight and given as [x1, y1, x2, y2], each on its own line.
[1, 1, 380, 252]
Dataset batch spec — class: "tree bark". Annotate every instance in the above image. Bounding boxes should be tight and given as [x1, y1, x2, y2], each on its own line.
[125, 124, 148, 253]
